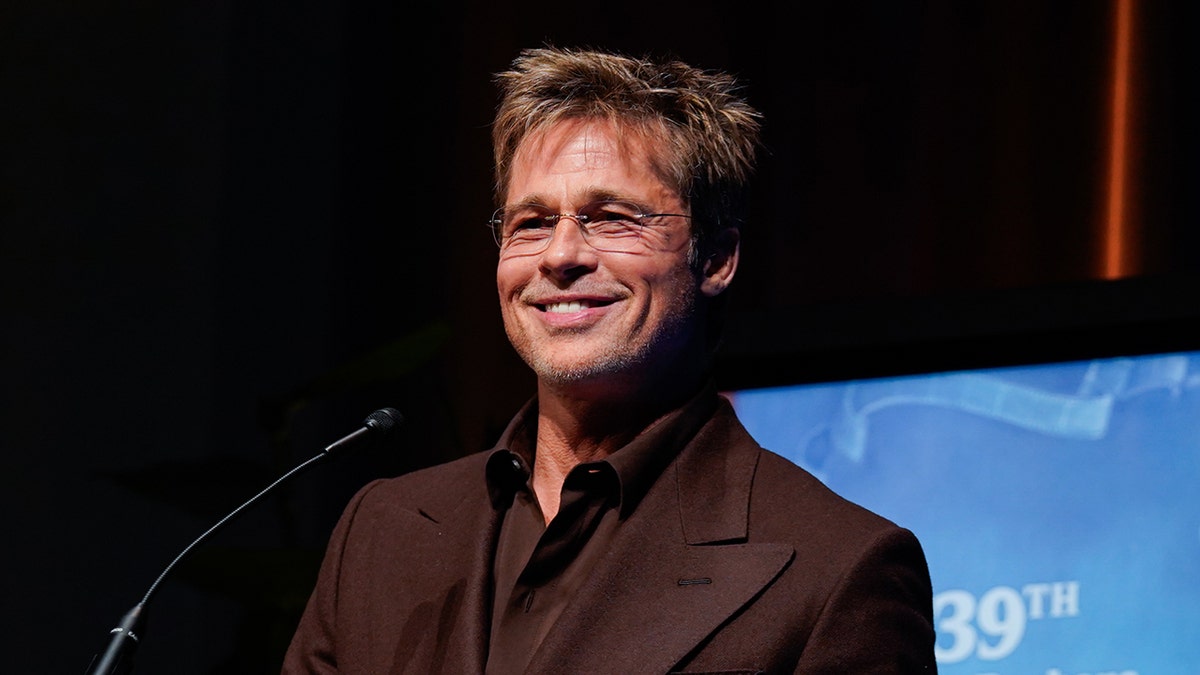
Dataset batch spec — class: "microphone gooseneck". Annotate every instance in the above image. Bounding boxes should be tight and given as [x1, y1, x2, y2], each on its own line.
[85, 407, 404, 675]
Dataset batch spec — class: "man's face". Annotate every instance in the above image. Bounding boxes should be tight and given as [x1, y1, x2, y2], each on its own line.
[496, 119, 720, 392]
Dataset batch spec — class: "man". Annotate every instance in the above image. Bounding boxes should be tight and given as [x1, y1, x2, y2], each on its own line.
[284, 46, 937, 673]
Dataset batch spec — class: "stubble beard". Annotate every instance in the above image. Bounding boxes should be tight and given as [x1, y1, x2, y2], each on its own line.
[509, 290, 700, 387]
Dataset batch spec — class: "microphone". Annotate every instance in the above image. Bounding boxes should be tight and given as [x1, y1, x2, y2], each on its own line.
[324, 407, 403, 455]
[85, 407, 404, 675]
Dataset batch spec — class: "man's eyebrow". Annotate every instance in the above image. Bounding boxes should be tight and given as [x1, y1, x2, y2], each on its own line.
[507, 188, 632, 207]
[586, 189, 625, 203]
[506, 195, 548, 208]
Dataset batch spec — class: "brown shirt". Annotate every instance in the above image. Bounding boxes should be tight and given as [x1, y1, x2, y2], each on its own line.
[483, 385, 720, 675]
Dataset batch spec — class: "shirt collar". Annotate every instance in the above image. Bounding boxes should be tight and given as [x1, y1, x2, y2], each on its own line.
[485, 398, 537, 509]
[483, 381, 721, 517]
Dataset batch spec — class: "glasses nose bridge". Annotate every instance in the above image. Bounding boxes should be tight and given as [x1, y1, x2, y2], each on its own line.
[537, 211, 599, 256]
[545, 211, 591, 240]
[549, 211, 588, 227]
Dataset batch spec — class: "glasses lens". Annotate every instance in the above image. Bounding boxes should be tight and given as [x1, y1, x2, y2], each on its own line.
[577, 201, 644, 252]
[493, 204, 556, 253]
[490, 201, 664, 254]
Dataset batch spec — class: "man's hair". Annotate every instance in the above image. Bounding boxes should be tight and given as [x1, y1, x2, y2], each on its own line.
[491, 46, 762, 258]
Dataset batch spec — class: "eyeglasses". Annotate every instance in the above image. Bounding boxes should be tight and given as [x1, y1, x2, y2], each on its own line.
[488, 200, 691, 254]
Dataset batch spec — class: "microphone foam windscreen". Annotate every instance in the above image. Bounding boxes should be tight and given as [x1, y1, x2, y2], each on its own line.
[365, 407, 404, 435]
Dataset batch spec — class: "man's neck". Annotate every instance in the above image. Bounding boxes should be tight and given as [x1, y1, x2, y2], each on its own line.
[529, 371, 703, 523]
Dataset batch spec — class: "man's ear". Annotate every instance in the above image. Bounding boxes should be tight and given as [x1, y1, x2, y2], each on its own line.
[699, 227, 739, 298]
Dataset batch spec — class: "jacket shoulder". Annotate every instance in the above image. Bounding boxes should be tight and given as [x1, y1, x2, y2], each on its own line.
[750, 445, 916, 557]
[349, 449, 493, 518]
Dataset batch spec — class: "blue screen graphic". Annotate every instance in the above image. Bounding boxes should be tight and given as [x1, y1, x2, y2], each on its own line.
[729, 351, 1200, 675]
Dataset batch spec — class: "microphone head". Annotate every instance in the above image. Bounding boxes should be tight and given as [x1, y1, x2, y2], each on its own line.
[323, 408, 405, 456]
[364, 407, 404, 435]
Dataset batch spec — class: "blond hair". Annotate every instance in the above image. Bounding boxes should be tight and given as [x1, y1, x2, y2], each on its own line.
[491, 46, 762, 254]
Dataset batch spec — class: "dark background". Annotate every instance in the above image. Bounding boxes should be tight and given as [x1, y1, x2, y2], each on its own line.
[3, 1, 1197, 673]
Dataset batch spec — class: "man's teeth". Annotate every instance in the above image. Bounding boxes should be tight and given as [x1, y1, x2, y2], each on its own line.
[546, 301, 588, 313]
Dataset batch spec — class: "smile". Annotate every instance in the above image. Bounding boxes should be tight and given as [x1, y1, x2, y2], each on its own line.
[544, 301, 590, 313]
[536, 298, 616, 314]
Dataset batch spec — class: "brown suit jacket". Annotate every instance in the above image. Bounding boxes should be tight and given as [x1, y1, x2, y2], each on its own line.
[283, 398, 937, 674]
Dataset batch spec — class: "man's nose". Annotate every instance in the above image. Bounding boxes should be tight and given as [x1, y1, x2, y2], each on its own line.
[538, 215, 598, 278]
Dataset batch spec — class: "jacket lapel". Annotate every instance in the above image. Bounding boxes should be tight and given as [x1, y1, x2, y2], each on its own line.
[390, 463, 499, 675]
[526, 402, 795, 673]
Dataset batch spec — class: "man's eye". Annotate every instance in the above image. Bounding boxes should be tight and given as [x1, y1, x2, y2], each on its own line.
[509, 216, 552, 232]
[593, 211, 633, 223]
[586, 204, 640, 223]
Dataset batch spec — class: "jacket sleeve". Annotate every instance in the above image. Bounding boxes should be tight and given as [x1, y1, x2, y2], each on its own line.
[795, 526, 938, 673]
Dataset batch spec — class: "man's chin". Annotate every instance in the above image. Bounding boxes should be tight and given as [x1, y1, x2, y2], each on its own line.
[525, 350, 640, 385]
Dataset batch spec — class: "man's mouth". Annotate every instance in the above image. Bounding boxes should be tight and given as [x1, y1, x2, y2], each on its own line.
[537, 298, 617, 313]
[543, 300, 594, 313]
[542, 301, 583, 313]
